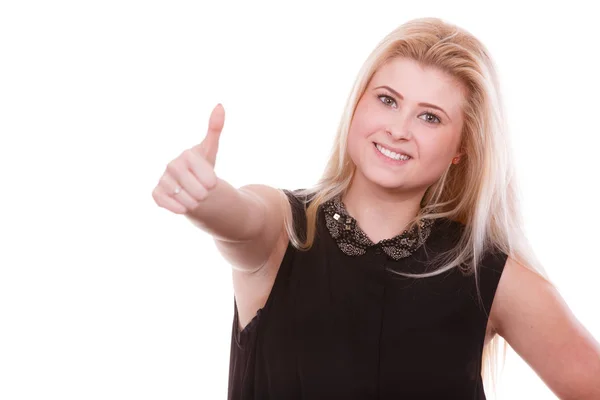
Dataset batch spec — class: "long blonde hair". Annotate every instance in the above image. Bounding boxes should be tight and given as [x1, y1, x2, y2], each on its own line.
[278, 17, 555, 399]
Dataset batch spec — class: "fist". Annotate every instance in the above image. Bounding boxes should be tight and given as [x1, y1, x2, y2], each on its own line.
[152, 103, 225, 214]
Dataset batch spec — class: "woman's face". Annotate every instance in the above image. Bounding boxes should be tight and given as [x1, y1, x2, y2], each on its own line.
[347, 57, 466, 193]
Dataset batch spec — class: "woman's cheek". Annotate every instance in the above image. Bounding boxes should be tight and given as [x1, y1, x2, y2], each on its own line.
[427, 156, 450, 181]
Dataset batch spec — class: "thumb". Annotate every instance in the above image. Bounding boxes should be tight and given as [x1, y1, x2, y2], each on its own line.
[195, 103, 225, 167]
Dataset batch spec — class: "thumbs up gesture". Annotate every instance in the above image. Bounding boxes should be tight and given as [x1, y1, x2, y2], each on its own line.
[152, 104, 225, 214]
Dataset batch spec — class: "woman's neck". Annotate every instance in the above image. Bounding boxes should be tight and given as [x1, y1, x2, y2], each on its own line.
[342, 177, 425, 243]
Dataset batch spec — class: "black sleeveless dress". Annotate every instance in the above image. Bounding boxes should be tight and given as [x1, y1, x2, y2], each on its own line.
[228, 189, 508, 400]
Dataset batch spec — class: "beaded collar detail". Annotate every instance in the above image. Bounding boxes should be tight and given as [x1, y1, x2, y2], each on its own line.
[321, 194, 435, 260]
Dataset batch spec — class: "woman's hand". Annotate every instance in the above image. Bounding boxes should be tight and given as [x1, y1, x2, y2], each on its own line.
[152, 104, 225, 214]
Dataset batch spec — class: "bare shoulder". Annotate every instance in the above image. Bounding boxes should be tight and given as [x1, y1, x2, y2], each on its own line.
[217, 184, 293, 332]
[488, 256, 552, 335]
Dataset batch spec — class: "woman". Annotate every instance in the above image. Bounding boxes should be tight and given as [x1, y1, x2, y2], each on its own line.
[152, 17, 600, 399]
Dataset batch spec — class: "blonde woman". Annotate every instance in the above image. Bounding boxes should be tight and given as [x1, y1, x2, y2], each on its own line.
[152, 17, 600, 400]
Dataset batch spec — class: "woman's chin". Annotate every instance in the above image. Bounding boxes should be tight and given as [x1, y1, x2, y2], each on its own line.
[364, 170, 410, 190]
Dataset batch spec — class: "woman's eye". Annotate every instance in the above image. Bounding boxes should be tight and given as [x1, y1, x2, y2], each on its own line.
[419, 113, 441, 124]
[377, 94, 396, 107]
[377, 94, 441, 125]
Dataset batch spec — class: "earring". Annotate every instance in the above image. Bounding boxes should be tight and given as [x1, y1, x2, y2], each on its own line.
[452, 156, 460, 164]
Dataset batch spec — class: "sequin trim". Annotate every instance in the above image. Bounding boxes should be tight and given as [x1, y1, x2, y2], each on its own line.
[321, 194, 435, 260]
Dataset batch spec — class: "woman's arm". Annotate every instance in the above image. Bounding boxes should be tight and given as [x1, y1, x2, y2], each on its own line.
[184, 177, 267, 243]
[490, 257, 600, 399]
[184, 179, 288, 273]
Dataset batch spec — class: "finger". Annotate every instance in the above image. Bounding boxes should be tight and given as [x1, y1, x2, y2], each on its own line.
[159, 173, 197, 209]
[152, 185, 187, 214]
[194, 103, 225, 166]
[205, 103, 225, 145]
[164, 160, 208, 207]
[183, 149, 218, 191]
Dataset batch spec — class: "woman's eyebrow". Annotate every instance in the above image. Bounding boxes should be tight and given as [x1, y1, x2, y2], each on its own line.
[374, 85, 451, 121]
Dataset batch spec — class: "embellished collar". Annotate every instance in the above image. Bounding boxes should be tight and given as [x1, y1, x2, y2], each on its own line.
[321, 194, 435, 260]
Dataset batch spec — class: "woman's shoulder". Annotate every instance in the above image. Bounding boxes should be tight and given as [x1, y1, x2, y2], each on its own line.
[434, 216, 465, 230]
[282, 188, 313, 204]
[428, 217, 466, 244]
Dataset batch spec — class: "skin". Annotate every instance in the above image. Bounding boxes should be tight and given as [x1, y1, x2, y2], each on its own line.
[343, 56, 465, 242]
[342, 56, 600, 399]
[163, 48, 599, 398]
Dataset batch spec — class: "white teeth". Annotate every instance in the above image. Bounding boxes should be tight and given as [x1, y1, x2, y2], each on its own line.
[376, 143, 411, 161]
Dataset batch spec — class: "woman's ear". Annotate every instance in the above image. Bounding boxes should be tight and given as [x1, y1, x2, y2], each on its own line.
[451, 151, 465, 165]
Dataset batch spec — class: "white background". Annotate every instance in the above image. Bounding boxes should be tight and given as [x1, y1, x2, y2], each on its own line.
[1, 1, 598, 399]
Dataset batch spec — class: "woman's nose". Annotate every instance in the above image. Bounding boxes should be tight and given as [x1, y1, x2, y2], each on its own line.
[386, 127, 413, 141]
[385, 112, 414, 140]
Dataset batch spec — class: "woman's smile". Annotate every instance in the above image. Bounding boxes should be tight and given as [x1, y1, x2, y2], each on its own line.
[373, 142, 412, 166]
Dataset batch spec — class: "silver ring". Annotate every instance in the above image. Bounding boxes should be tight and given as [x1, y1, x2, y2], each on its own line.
[173, 186, 181, 195]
